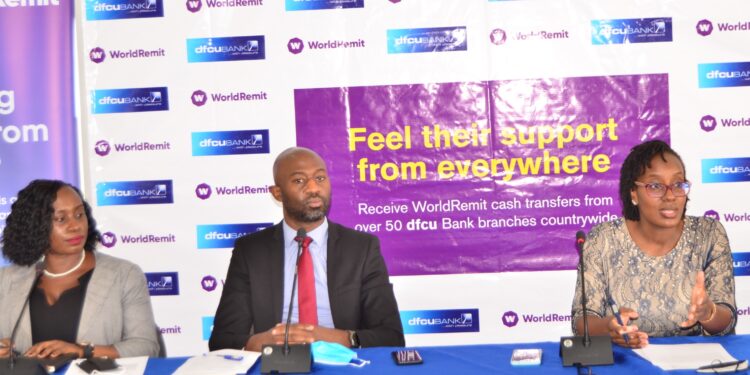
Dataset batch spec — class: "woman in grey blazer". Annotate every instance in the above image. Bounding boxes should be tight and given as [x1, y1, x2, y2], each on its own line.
[0, 180, 159, 359]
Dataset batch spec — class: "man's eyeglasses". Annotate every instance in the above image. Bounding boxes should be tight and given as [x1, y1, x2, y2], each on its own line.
[633, 181, 691, 198]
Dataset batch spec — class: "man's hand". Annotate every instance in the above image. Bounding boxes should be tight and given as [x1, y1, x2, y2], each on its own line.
[24, 340, 83, 358]
[0, 338, 10, 358]
[244, 324, 350, 351]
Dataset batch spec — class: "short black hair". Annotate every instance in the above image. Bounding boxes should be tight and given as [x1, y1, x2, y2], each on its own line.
[1, 180, 99, 266]
[619, 140, 686, 221]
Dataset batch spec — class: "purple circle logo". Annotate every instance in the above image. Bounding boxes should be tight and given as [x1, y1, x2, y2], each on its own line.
[201, 275, 218, 292]
[696, 19, 713, 36]
[89, 47, 106, 63]
[186, 0, 202, 12]
[501, 311, 519, 327]
[490, 29, 507, 45]
[704, 210, 720, 221]
[700, 115, 717, 132]
[389, 0, 401, 3]
[100, 232, 117, 248]
[94, 140, 111, 156]
[191, 90, 208, 107]
[288, 38, 304, 54]
[196, 183, 212, 200]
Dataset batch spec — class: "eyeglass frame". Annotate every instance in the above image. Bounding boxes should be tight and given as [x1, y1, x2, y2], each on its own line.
[633, 180, 691, 198]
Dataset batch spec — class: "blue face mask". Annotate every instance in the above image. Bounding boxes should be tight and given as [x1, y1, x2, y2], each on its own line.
[311, 341, 369, 367]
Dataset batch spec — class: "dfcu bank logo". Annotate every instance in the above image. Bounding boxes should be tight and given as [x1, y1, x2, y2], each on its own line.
[285, 0, 363, 11]
[702, 157, 750, 183]
[90, 87, 169, 114]
[186, 36, 265, 63]
[591, 17, 672, 44]
[400, 309, 479, 334]
[145, 272, 180, 296]
[202, 316, 214, 340]
[698, 62, 750, 88]
[96, 180, 174, 206]
[196, 223, 272, 249]
[733, 253, 750, 277]
[192, 130, 269, 156]
[86, 0, 164, 21]
[387, 26, 468, 54]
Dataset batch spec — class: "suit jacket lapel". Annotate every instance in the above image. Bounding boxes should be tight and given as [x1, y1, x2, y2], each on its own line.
[271, 223, 285, 323]
[78, 252, 115, 340]
[326, 222, 343, 323]
[8, 265, 38, 351]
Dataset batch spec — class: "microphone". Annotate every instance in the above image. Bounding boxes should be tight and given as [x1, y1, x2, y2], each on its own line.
[559, 230, 613, 368]
[260, 227, 312, 374]
[1, 262, 46, 375]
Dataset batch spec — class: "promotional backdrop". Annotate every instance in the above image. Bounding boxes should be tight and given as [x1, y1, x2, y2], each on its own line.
[74, 0, 750, 355]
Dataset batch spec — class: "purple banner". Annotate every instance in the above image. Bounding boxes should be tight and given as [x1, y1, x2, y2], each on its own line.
[295, 75, 670, 276]
[0, 2, 78, 263]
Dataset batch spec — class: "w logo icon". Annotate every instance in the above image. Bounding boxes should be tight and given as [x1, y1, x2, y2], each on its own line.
[100, 232, 117, 248]
[195, 183, 212, 200]
[288, 37, 304, 54]
[502, 311, 519, 327]
[700, 115, 717, 132]
[95, 140, 111, 156]
[90, 47, 105, 63]
[186, 0, 202, 12]
[704, 210, 720, 221]
[696, 19, 713, 36]
[191, 90, 207, 106]
[201, 276, 217, 292]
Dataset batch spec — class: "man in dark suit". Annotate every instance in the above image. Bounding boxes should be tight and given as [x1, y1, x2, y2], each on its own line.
[209, 147, 404, 351]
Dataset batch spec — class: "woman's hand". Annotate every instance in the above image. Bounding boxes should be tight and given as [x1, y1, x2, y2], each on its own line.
[24, 340, 83, 358]
[0, 338, 10, 358]
[607, 307, 649, 348]
[680, 271, 715, 328]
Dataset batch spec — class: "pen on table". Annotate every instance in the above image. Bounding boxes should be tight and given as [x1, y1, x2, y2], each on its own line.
[697, 359, 747, 370]
[607, 296, 630, 344]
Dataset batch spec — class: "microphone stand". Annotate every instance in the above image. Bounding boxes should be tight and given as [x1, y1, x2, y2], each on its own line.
[260, 228, 312, 374]
[559, 231, 613, 368]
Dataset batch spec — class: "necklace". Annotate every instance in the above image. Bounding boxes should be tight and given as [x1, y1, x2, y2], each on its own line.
[44, 251, 86, 278]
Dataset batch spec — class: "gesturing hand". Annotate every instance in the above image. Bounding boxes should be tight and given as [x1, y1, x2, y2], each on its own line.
[680, 271, 716, 328]
[607, 307, 648, 348]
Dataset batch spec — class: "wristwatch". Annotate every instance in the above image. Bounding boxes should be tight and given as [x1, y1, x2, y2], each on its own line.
[348, 330, 360, 348]
[79, 342, 94, 359]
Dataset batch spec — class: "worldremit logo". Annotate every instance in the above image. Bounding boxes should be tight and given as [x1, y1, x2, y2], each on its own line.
[100, 231, 117, 248]
[196, 223, 272, 249]
[160, 325, 182, 335]
[591, 17, 672, 44]
[86, 0, 164, 21]
[702, 157, 750, 183]
[201, 275, 223, 292]
[501, 311, 519, 327]
[489, 27, 569, 45]
[287, 36, 365, 54]
[88, 46, 165, 63]
[202, 316, 214, 340]
[96, 180, 174, 206]
[94, 138, 171, 157]
[698, 62, 750, 88]
[400, 309, 479, 334]
[387, 26, 468, 54]
[697, 19, 750, 36]
[285, 0, 363, 11]
[0, 0, 59, 7]
[186, 0, 262, 12]
[145, 272, 180, 296]
[195, 182, 270, 200]
[700, 114, 750, 132]
[191, 89, 267, 107]
[191, 129, 270, 156]
[186, 36, 265, 63]
[90, 87, 169, 114]
[733, 252, 750, 277]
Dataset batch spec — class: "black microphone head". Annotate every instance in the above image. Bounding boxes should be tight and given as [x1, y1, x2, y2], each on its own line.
[575, 231, 586, 251]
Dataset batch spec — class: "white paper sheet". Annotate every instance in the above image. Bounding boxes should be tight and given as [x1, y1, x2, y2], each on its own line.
[633, 343, 738, 370]
[172, 349, 260, 375]
[64, 356, 148, 375]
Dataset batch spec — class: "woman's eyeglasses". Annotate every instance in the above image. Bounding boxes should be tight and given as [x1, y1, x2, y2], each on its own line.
[633, 181, 691, 198]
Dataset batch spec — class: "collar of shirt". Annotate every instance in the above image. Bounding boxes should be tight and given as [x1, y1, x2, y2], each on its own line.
[282, 218, 328, 250]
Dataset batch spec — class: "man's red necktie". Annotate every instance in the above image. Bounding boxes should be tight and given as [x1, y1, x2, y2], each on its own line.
[297, 236, 318, 325]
